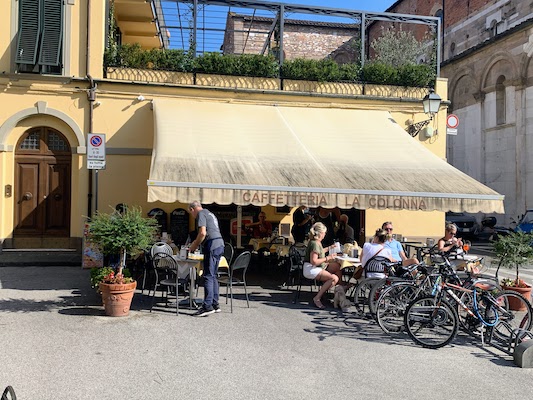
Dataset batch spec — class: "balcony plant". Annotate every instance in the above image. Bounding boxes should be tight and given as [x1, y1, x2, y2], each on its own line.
[88, 205, 158, 316]
[493, 230, 533, 309]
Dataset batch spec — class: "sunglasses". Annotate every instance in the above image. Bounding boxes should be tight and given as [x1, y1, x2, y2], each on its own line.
[385, 228, 393, 231]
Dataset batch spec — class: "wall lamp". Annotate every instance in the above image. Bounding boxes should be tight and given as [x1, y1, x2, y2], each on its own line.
[406, 88, 442, 137]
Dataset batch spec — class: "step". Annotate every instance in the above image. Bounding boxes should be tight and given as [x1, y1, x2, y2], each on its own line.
[0, 249, 82, 267]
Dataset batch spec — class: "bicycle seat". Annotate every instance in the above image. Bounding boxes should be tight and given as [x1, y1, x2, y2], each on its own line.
[472, 279, 498, 292]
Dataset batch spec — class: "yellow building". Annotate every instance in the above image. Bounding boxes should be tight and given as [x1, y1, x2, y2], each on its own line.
[0, 1, 503, 252]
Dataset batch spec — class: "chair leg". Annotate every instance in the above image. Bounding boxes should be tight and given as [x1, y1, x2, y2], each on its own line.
[229, 280, 233, 313]
[225, 282, 229, 304]
[243, 278, 249, 308]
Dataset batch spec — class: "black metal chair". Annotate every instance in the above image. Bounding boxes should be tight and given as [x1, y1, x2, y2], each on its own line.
[149, 252, 188, 314]
[1, 386, 16, 400]
[218, 251, 251, 313]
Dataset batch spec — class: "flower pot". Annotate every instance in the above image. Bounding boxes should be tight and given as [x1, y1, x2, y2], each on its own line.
[99, 281, 137, 317]
[502, 284, 532, 311]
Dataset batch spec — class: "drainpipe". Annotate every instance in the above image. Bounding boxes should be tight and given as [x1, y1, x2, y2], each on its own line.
[86, 0, 94, 218]
[86, 75, 96, 218]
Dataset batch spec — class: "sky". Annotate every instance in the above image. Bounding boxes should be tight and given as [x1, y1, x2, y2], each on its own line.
[162, 0, 400, 51]
[279, 0, 398, 12]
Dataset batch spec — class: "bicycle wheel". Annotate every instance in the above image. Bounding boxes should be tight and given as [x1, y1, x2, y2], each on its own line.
[367, 277, 406, 315]
[404, 296, 459, 349]
[353, 278, 380, 316]
[490, 290, 533, 345]
[376, 282, 420, 334]
[457, 291, 483, 335]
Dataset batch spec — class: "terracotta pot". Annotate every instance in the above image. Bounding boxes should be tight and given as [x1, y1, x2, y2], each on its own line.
[99, 281, 137, 317]
[501, 284, 532, 311]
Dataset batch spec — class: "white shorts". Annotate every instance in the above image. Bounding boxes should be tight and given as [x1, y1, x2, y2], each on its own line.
[303, 262, 323, 279]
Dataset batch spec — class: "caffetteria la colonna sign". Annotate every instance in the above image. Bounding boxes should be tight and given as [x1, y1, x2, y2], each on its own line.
[242, 191, 429, 211]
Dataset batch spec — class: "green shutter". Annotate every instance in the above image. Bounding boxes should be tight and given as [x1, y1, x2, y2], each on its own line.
[38, 0, 63, 66]
[15, 0, 42, 65]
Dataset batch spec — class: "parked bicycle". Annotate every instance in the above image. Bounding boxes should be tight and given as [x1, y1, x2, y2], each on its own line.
[404, 265, 533, 349]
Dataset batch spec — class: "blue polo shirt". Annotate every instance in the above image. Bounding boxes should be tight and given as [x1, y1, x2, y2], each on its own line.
[384, 239, 403, 262]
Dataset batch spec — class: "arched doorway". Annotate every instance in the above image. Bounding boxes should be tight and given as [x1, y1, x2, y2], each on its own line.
[14, 127, 71, 244]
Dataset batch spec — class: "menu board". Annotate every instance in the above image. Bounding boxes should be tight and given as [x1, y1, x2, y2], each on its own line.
[82, 223, 103, 269]
[147, 208, 168, 233]
[170, 208, 190, 246]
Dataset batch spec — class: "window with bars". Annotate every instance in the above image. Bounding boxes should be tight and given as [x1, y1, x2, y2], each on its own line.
[15, 0, 63, 74]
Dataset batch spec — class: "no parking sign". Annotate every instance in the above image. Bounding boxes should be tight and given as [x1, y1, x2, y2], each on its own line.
[87, 133, 106, 169]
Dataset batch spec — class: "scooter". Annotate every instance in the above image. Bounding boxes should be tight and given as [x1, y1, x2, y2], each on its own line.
[477, 216, 513, 241]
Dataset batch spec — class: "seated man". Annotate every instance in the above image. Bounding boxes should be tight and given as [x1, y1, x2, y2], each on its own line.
[381, 221, 419, 266]
[245, 212, 273, 238]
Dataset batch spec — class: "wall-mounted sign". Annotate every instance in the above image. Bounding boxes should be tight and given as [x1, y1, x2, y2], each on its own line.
[446, 114, 459, 135]
[87, 133, 106, 169]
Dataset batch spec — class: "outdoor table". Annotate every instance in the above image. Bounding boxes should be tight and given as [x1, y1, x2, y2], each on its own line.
[270, 244, 291, 257]
[171, 255, 229, 309]
[249, 238, 272, 251]
[402, 241, 428, 260]
[334, 255, 361, 269]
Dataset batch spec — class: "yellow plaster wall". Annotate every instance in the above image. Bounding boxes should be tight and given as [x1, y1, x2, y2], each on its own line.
[365, 209, 443, 243]
[0, 75, 450, 247]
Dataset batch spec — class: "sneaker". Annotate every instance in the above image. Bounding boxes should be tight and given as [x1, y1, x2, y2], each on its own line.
[213, 304, 221, 313]
[193, 306, 215, 317]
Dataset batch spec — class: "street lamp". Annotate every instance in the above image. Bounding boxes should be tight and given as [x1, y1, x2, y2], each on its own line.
[406, 88, 442, 137]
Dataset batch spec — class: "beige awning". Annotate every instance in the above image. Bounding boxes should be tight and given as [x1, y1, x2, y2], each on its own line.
[147, 98, 504, 213]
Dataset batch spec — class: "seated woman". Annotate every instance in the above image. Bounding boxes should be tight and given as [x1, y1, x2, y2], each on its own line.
[303, 222, 342, 309]
[437, 223, 463, 254]
[360, 228, 394, 279]
[437, 223, 465, 267]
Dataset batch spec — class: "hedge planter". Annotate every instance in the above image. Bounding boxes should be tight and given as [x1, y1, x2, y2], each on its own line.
[106, 67, 194, 85]
[99, 281, 137, 317]
[283, 79, 362, 96]
[195, 73, 280, 90]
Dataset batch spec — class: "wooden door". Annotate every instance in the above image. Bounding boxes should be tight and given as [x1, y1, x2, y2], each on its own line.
[14, 128, 71, 237]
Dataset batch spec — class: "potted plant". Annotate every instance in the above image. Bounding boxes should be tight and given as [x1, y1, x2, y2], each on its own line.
[88, 206, 158, 316]
[493, 230, 533, 310]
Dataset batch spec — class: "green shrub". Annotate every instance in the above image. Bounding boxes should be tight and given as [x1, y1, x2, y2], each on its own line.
[396, 63, 435, 87]
[281, 58, 360, 82]
[360, 62, 397, 85]
[193, 53, 278, 77]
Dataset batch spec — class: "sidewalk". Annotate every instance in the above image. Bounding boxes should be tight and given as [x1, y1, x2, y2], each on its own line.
[1, 265, 533, 400]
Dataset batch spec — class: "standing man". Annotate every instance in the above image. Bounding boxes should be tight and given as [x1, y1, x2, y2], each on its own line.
[381, 221, 419, 266]
[337, 214, 355, 244]
[188, 201, 225, 317]
[291, 205, 313, 243]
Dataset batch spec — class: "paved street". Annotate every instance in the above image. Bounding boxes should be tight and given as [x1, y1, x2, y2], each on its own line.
[1, 263, 533, 400]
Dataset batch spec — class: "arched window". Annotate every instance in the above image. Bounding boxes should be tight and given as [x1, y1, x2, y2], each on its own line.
[434, 9, 443, 21]
[496, 75, 506, 125]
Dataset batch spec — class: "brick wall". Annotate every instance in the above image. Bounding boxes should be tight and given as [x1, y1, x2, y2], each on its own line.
[223, 15, 359, 62]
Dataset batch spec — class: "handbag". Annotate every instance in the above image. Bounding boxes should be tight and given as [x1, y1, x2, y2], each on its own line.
[364, 247, 388, 276]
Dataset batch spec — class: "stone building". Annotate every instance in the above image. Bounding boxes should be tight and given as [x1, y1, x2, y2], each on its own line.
[382, 0, 533, 224]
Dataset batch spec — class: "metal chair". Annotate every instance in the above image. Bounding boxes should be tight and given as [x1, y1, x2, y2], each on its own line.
[223, 242, 234, 266]
[150, 241, 173, 258]
[149, 252, 187, 314]
[218, 242, 234, 278]
[1, 386, 16, 400]
[283, 243, 306, 288]
[218, 251, 251, 313]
